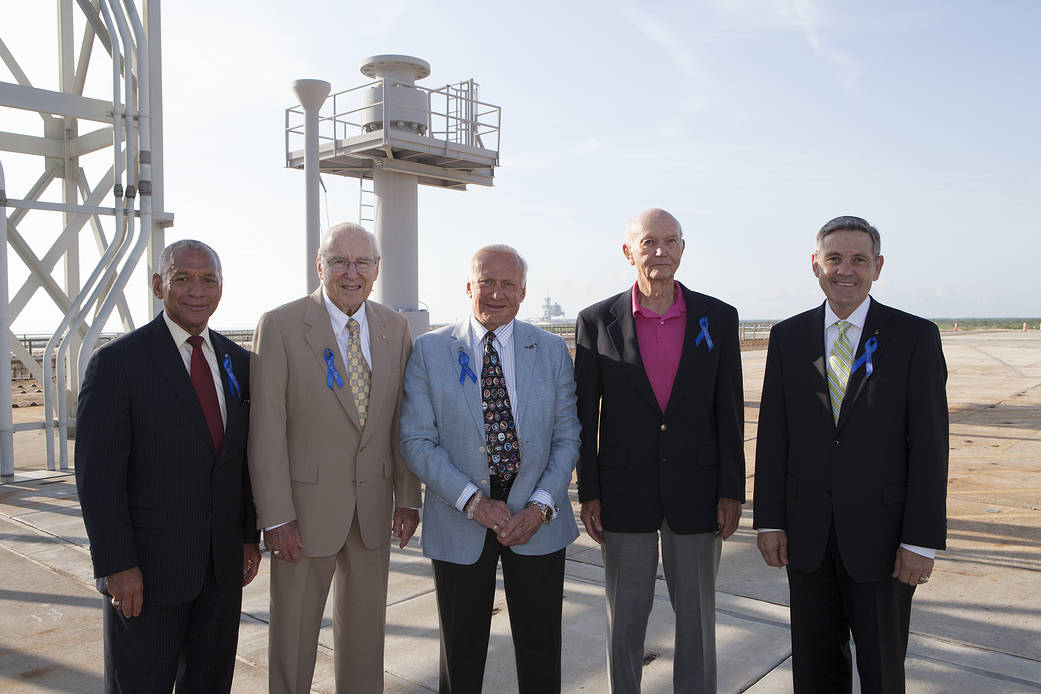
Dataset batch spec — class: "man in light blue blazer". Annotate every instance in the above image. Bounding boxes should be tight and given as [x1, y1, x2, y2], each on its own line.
[400, 244, 580, 694]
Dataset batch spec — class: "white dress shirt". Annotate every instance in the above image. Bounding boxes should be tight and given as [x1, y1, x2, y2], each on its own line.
[454, 316, 555, 515]
[322, 290, 372, 368]
[758, 296, 935, 559]
[163, 311, 227, 425]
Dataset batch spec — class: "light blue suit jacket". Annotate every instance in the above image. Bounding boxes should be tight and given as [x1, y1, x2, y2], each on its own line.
[400, 319, 580, 563]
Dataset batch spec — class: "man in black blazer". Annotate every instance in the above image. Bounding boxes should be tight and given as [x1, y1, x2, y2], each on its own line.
[575, 209, 745, 694]
[76, 240, 260, 693]
[753, 216, 948, 693]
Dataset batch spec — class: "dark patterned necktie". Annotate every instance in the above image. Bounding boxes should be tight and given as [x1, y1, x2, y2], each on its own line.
[481, 331, 520, 482]
[187, 335, 224, 454]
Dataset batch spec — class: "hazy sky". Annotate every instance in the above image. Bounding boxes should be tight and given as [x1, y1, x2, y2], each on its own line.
[4, 0, 1039, 333]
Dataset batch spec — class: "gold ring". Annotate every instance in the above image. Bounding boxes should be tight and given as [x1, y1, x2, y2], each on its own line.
[493, 524, 499, 532]
[111, 598, 121, 607]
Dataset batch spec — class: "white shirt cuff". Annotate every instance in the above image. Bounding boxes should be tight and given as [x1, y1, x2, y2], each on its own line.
[900, 543, 936, 559]
[264, 520, 291, 532]
[528, 488, 554, 509]
[756, 528, 783, 533]
[455, 483, 479, 512]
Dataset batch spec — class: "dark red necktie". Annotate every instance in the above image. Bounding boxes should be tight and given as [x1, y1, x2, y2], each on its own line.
[187, 335, 224, 454]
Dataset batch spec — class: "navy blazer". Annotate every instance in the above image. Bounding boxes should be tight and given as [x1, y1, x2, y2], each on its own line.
[575, 284, 746, 534]
[752, 298, 948, 582]
[76, 313, 258, 605]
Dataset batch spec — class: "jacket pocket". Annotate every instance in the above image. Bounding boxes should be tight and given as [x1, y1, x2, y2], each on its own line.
[289, 459, 317, 483]
[598, 446, 627, 468]
[881, 482, 906, 505]
[696, 444, 719, 467]
[129, 507, 168, 528]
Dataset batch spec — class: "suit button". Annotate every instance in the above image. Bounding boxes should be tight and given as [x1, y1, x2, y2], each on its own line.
[660, 424, 668, 432]
[831, 440, 840, 448]
[825, 490, 832, 498]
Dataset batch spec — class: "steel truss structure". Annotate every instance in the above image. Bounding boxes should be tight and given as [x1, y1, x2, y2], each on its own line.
[0, 0, 171, 479]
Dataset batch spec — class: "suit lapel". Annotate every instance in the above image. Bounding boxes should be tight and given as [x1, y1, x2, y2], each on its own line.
[606, 292, 660, 413]
[302, 290, 362, 430]
[802, 303, 834, 428]
[837, 298, 890, 429]
[364, 302, 392, 443]
[211, 330, 245, 462]
[447, 320, 486, 435]
[665, 286, 701, 416]
[512, 322, 537, 430]
[144, 314, 215, 454]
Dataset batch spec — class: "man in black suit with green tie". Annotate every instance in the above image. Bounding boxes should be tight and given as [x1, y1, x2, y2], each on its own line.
[753, 216, 949, 693]
[76, 240, 260, 693]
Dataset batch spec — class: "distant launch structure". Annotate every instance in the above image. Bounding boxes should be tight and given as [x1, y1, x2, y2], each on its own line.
[285, 55, 501, 337]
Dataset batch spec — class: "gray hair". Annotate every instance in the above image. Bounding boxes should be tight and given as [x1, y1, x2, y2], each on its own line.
[816, 216, 881, 258]
[469, 244, 528, 287]
[320, 222, 379, 258]
[624, 208, 683, 247]
[158, 239, 222, 280]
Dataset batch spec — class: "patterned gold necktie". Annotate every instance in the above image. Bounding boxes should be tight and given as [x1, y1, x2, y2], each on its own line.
[346, 318, 370, 427]
[828, 320, 853, 424]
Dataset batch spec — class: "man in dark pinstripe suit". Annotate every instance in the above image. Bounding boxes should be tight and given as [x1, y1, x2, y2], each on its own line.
[76, 240, 260, 693]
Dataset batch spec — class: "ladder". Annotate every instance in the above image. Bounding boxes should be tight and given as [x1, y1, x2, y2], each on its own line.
[359, 172, 375, 227]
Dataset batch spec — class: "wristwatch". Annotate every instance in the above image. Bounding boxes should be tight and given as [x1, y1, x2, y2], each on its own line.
[526, 501, 554, 524]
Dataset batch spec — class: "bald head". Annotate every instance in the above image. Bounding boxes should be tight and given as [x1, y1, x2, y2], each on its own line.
[624, 208, 683, 247]
[320, 222, 379, 259]
[622, 208, 685, 286]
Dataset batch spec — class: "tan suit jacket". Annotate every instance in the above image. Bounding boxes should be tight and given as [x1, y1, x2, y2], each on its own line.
[248, 290, 421, 555]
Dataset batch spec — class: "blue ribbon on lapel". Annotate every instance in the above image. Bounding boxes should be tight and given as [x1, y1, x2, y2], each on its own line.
[695, 316, 714, 351]
[458, 351, 478, 385]
[851, 336, 878, 376]
[222, 354, 241, 398]
[323, 348, 344, 390]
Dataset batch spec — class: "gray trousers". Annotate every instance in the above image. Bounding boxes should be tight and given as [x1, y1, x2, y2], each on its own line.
[602, 521, 722, 694]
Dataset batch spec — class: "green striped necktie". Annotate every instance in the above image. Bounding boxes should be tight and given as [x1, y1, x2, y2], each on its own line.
[828, 320, 853, 424]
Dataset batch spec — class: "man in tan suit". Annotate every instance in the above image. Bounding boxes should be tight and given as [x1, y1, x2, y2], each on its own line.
[248, 222, 422, 693]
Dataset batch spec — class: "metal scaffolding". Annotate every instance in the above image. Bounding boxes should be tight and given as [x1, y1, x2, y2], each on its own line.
[0, 0, 171, 479]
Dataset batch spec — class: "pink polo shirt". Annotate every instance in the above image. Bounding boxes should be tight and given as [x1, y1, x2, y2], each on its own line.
[633, 281, 687, 412]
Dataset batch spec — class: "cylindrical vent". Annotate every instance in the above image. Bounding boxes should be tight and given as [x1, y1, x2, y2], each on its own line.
[361, 83, 430, 135]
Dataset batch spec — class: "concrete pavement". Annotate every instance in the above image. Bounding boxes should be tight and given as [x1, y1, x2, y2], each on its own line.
[1, 330, 1039, 692]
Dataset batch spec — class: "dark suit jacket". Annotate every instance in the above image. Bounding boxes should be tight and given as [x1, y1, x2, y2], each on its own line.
[575, 284, 746, 534]
[753, 298, 948, 583]
[76, 313, 258, 605]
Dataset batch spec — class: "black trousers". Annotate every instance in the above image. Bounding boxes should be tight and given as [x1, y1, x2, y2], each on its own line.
[102, 560, 242, 693]
[787, 525, 916, 694]
[431, 512, 565, 694]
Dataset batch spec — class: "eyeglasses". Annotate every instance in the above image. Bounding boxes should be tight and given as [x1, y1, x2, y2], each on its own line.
[323, 256, 376, 273]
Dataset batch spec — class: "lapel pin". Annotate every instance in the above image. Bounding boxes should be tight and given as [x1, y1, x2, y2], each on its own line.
[524, 343, 537, 349]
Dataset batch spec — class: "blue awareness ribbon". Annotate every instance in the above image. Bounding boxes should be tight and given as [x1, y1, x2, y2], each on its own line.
[458, 351, 478, 385]
[851, 336, 878, 376]
[695, 315, 714, 351]
[222, 354, 241, 398]
[323, 348, 344, 390]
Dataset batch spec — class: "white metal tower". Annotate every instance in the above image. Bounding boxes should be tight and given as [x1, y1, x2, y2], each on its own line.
[285, 54, 501, 338]
[0, 1, 171, 479]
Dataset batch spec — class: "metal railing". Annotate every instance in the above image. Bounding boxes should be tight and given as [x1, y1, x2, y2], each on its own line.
[285, 77, 502, 166]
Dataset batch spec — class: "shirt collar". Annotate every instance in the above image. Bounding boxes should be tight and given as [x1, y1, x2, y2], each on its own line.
[824, 295, 871, 330]
[162, 310, 213, 352]
[632, 281, 686, 319]
[322, 288, 367, 335]
[470, 314, 514, 345]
